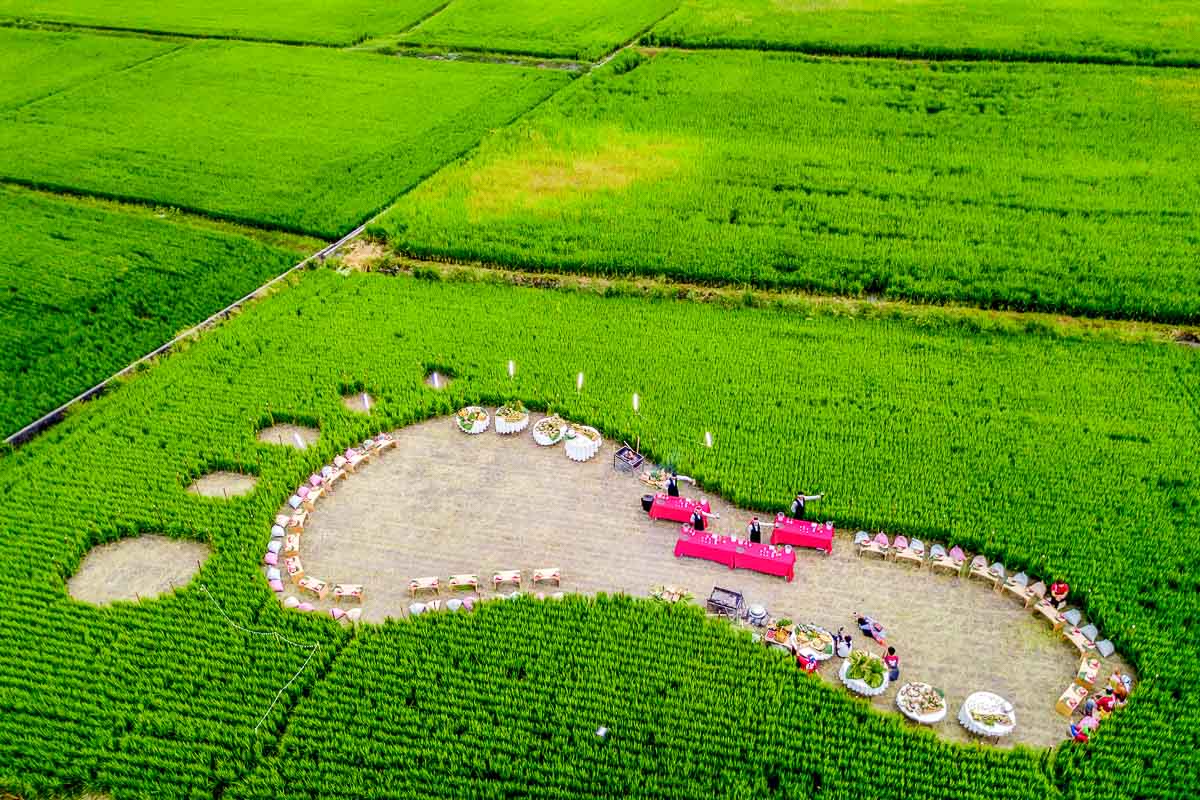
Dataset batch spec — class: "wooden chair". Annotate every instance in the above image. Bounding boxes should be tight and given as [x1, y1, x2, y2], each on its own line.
[532, 567, 561, 586]
[333, 583, 364, 603]
[886, 535, 909, 561]
[298, 576, 328, 600]
[409, 576, 440, 597]
[448, 573, 479, 592]
[283, 533, 301, 555]
[373, 433, 397, 453]
[493, 570, 522, 590]
[966, 555, 991, 584]
[1095, 639, 1116, 658]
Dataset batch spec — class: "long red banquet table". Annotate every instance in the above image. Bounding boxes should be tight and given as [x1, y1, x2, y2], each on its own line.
[674, 525, 796, 581]
[649, 493, 711, 523]
[770, 513, 834, 555]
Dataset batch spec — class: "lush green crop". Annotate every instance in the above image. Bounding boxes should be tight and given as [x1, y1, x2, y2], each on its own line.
[399, 0, 680, 61]
[0, 26, 176, 113]
[0, 186, 312, 437]
[0, 34, 572, 238]
[648, 0, 1200, 67]
[0, 0, 446, 45]
[0, 270, 1195, 798]
[380, 51, 1200, 323]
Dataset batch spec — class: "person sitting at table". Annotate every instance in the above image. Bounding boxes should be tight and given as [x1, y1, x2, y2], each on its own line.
[1082, 697, 1097, 718]
[790, 491, 823, 518]
[883, 646, 900, 682]
[854, 612, 887, 647]
[1068, 722, 1090, 744]
[1109, 670, 1131, 702]
[1095, 688, 1117, 717]
[1050, 581, 1070, 610]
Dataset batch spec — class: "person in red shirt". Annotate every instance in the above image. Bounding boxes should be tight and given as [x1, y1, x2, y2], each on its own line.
[1095, 688, 1117, 716]
[1050, 581, 1070, 610]
[884, 647, 900, 682]
[1069, 723, 1090, 743]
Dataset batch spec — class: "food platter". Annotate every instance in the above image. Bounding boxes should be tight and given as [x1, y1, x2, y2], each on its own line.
[532, 415, 566, 446]
[455, 406, 490, 435]
[839, 652, 890, 696]
[789, 623, 835, 660]
[958, 691, 1015, 737]
[896, 682, 948, 724]
[494, 402, 530, 434]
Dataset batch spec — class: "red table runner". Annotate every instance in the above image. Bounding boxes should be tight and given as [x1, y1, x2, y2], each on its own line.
[673, 526, 737, 568]
[650, 493, 711, 523]
[770, 513, 833, 555]
[675, 526, 796, 581]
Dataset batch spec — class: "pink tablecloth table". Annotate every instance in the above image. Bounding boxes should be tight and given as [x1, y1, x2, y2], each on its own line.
[734, 542, 796, 582]
[674, 527, 737, 569]
[649, 493, 711, 523]
[770, 514, 834, 555]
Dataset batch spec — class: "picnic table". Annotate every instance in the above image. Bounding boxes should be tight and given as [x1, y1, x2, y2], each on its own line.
[674, 526, 737, 568]
[650, 494, 711, 523]
[770, 514, 833, 554]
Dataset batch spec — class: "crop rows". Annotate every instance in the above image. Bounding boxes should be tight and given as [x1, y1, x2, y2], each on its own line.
[0, 0, 447, 46]
[648, 0, 1200, 67]
[0, 186, 308, 436]
[0, 272, 1195, 797]
[380, 50, 1200, 323]
[0, 30, 572, 238]
[229, 597, 1056, 800]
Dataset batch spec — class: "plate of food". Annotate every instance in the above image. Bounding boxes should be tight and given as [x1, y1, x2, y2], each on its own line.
[896, 682, 947, 724]
[494, 402, 530, 434]
[455, 406, 490, 435]
[790, 623, 835, 660]
[532, 415, 566, 446]
[565, 424, 602, 461]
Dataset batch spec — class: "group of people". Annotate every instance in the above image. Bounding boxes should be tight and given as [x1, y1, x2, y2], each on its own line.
[796, 614, 901, 683]
[674, 475, 824, 546]
[1069, 670, 1132, 743]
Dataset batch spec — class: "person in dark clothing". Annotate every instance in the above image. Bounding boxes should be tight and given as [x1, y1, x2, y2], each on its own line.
[747, 516, 763, 544]
[690, 508, 707, 531]
[790, 492, 823, 518]
[666, 472, 680, 497]
[884, 646, 900, 682]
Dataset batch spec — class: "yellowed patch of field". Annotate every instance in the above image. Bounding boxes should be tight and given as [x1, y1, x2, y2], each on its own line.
[462, 128, 695, 221]
[1140, 75, 1200, 120]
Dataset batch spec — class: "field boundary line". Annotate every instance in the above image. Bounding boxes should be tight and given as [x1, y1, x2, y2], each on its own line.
[633, 40, 1200, 70]
[2, 223, 362, 448]
[0, 17, 347, 49]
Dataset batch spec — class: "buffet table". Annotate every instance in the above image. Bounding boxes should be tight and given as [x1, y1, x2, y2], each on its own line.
[896, 683, 948, 725]
[673, 527, 737, 569]
[674, 526, 796, 581]
[770, 514, 834, 554]
[649, 494, 711, 523]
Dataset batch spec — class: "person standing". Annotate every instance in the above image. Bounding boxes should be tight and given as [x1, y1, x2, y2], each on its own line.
[884, 647, 900, 682]
[791, 491, 823, 518]
[747, 516, 763, 544]
[690, 507, 707, 532]
[835, 628, 852, 658]
[666, 472, 680, 497]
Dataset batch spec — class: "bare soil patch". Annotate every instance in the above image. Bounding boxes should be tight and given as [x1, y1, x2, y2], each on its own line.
[69, 535, 209, 605]
[340, 240, 386, 271]
[187, 471, 257, 498]
[257, 423, 320, 449]
[343, 393, 375, 414]
[284, 415, 1133, 749]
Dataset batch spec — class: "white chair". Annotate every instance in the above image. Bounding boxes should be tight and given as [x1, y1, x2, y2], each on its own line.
[1095, 639, 1115, 658]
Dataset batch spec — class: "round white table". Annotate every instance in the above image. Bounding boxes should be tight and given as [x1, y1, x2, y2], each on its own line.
[958, 691, 1015, 738]
[839, 658, 890, 697]
[895, 683, 948, 725]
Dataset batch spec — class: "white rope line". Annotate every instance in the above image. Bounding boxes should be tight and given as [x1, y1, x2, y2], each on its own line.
[199, 584, 321, 732]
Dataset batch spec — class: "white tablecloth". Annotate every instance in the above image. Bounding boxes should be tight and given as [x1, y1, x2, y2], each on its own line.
[958, 692, 1015, 737]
